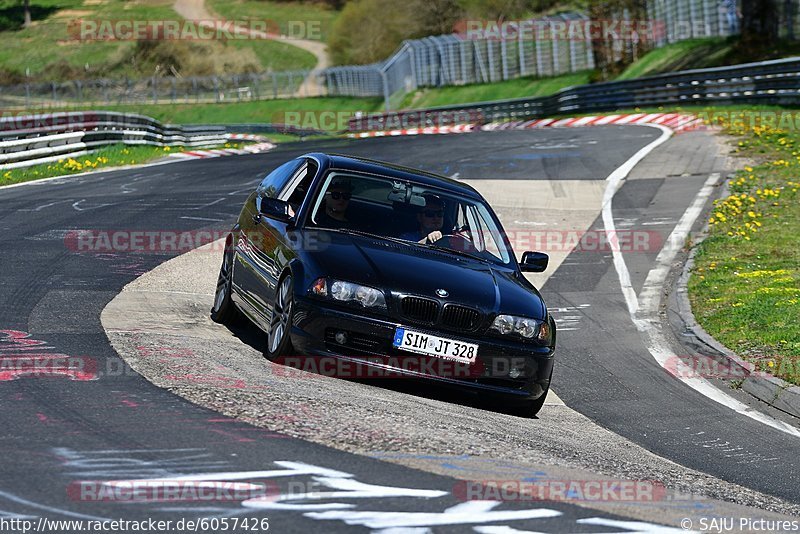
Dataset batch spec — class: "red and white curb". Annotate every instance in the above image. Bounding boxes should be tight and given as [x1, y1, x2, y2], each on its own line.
[168, 142, 276, 161]
[482, 113, 703, 133]
[348, 124, 476, 138]
[227, 133, 270, 142]
[348, 113, 704, 139]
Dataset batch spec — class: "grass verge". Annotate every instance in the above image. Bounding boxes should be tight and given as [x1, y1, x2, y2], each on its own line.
[688, 109, 800, 385]
[617, 38, 734, 80]
[61, 96, 383, 131]
[0, 142, 241, 187]
[617, 37, 800, 81]
[398, 71, 592, 109]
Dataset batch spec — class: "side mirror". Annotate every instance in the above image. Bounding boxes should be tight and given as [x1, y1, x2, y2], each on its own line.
[520, 251, 549, 273]
[258, 197, 293, 222]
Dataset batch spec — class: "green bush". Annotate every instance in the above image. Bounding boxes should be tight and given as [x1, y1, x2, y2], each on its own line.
[117, 40, 263, 77]
[329, 0, 463, 65]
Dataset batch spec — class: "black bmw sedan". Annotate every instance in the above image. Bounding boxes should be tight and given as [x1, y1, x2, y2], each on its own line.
[212, 153, 556, 415]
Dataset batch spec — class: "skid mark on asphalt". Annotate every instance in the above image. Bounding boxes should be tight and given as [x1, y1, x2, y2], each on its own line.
[691, 435, 779, 464]
[25, 228, 87, 241]
[0, 330, 96, 381]
[72, 199, 116, 212]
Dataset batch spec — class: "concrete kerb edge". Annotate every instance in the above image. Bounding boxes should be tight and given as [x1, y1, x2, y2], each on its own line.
[673, 174, 800, 420]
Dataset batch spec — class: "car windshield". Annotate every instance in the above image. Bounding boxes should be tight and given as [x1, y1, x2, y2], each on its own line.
[307, 171, 512, 265]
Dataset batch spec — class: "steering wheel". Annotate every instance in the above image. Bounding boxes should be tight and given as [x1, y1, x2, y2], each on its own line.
[432, 233, 475, 253]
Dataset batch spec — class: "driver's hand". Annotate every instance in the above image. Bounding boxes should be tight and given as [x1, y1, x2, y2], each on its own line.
[425, 231, 442, 243]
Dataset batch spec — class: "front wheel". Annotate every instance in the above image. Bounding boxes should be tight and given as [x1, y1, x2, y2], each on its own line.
[211, 242, 236, 325]
[265, 274, 294, 360]
[516, 368, 553, 417]
[520, 387, 549, 417]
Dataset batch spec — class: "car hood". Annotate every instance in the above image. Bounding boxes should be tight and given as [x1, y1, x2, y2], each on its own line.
[307, 231, 546, 319]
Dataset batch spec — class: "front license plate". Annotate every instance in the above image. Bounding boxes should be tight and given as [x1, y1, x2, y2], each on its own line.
[392, 328, 478, 364]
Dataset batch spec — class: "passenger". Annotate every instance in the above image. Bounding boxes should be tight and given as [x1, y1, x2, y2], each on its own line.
[400, 194, 445, 244]
[317, 179, 352, 228]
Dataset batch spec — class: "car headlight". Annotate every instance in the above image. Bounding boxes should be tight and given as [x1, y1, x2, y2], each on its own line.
[309, 278, 386, 309]
[490, 314, 551, 343]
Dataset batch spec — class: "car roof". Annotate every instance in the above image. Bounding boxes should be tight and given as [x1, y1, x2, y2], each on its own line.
[303, 152, 482, 200]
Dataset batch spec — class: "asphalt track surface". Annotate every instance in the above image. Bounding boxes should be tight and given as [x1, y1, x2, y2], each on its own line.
[0, 127, 797, 532]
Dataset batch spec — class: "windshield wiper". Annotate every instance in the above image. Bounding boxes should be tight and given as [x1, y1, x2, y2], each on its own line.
[422, 242, 489, 263]
[336, 228, 490, 263]
[335, 228, 408, 245]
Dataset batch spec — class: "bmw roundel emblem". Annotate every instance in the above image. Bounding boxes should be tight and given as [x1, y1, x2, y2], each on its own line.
[436, 288, 449, 298]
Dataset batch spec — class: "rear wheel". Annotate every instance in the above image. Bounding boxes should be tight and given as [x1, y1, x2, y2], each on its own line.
[265, 274, 294, 360]
[211, 242, 236, 325]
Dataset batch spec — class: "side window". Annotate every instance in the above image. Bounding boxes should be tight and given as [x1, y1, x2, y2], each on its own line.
[455, 203, 469, 232]
[256, 160, 302, 200]
[279, 159, 317, 211]
[472, 206, 502, 261]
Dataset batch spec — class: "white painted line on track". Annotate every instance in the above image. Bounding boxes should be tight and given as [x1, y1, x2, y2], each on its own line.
[602, 124, 673, 316]
[603, 127, 800, 438]
[635, 173, 800, 438]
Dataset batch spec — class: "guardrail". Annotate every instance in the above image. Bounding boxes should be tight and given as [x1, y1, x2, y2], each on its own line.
[1, 111, 230, 170]
[349, 56, 800, 131]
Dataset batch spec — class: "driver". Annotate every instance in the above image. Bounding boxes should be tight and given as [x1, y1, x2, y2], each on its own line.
[316, 178, 353, 228]
[400, 194, 445, 244]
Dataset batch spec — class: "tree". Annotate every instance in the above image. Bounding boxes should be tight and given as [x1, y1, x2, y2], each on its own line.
[589, 0, 650, 81]
[23, 0, 31, 28]
[407, 0, 464, 37]
[329, 0, 416, 65]
[740, 0, 779, 45]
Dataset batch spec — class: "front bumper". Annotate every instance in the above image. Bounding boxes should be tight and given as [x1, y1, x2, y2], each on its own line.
[289, 296, 555, 401]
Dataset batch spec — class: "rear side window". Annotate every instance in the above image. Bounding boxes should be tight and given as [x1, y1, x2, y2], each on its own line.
[256, 160, 303, 199]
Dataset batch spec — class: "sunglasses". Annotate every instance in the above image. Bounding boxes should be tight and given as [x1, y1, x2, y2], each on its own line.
[423, 210, 444, 218]
[327, 191, 351, 200]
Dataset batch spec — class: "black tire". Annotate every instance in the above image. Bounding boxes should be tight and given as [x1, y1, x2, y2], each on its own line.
[517, 368, 553, 417]
[264, 274, 295, 360]
[211, 242, 236, 325]
[520, 387, 549, 417]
